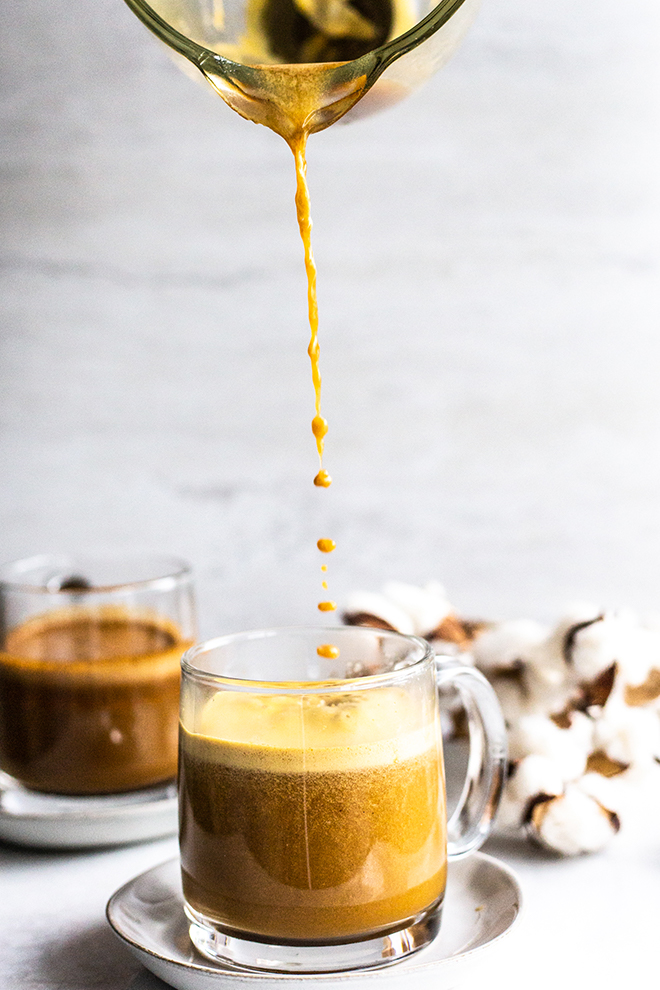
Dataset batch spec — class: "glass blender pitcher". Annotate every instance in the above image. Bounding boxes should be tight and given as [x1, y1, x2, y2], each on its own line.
[122, 0, 481, 141]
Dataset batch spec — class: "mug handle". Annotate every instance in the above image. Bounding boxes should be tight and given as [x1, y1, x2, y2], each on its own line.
[435, 658, 507, 859]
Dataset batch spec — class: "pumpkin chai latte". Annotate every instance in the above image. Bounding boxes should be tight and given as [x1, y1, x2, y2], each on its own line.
[0, 608, 192, 795]
[179, 686, 447, 942]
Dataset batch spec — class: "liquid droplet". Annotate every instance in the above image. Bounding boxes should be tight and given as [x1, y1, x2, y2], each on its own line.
[312, 415, 328, 440]
[314, 470, 332, 488]
[317, 643, 340, 659]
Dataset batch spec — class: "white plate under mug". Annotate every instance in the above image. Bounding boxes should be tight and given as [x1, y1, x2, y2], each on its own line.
[0, 772, 178, 848]
[107, 853, 522, 990]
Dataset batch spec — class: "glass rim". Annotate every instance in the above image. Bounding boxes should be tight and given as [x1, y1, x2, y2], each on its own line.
[181, 625, 435, 691]
[0, 553, 192, 596]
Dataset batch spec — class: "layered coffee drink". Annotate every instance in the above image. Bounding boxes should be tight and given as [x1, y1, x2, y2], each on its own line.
[179, 687, 446, 942]
[0, 607, 192, 794]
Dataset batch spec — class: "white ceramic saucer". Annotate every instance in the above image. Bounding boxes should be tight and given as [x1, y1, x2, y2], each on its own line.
[0, 772, 178, 848]
[107, 854, 522, 990]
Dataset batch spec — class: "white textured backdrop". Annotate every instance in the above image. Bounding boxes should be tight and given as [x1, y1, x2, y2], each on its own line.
[1, 0, 659, 636]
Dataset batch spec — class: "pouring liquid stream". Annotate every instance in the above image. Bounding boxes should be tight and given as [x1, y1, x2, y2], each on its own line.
[199, 73, 361, 655]
[291, 134, 338, 652]
[195, 0, 414, 657]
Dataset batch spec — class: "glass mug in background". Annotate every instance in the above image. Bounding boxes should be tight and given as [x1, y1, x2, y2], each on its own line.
[179, 626, 506, 972]
[0, 555, 196, 795]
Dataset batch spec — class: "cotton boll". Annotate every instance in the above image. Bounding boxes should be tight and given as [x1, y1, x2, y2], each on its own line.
[544, 604, 604, 664]
[577, 772, 629, 820]
[613, 626, 660, 688]
[568, 623, 617, 683]
[563, 710, 595, 753]
[472, 620, 548, 673]
[528, 785, 619, 856]
[509, 754, 565, 804]
[559, 610, 658, 688]
[526, 640, 566, 683]
[563, 614, 624, 683]
[612, 760, 660, 812]
[382, 581, 451, 637]
[522, 651, 577, 718]
[343, 592, 415, 635]
[592, 697, 660, 767]
[497, 754, 563, 832]
[508, 715, 589, 782]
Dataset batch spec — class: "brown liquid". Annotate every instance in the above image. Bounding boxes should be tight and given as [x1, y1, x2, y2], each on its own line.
[0, 609, 192, 794]
[179, 690, 446, 942]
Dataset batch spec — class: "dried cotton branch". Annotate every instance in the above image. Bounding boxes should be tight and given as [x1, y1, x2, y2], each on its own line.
[343, 582, 660, 856]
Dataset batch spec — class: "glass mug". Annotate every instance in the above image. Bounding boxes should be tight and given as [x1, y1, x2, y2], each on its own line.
[179, 625, 506, 972]
[122, 0, 482, 139]
[0, 554, 196, 795]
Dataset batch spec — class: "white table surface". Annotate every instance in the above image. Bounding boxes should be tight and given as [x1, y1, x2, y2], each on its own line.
[2, 786, 658, 990]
